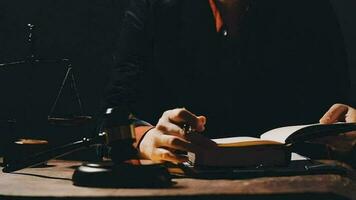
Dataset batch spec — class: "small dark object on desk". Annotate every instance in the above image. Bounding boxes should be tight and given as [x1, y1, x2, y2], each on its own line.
[72, 161, 172, 188]
[3, 139, 48, 167]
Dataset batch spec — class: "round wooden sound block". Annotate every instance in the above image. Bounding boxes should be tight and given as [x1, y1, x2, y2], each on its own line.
[72, 161, 172, 188]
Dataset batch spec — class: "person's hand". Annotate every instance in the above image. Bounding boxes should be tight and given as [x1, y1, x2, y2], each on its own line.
[320, 104, 356, 124]
[139, 108, 214, 164]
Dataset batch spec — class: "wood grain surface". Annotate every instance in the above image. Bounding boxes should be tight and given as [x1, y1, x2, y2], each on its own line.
[0, 159, 355, 200]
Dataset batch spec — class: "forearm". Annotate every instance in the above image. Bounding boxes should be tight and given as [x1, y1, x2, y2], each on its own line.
[104, 0, 152, 109]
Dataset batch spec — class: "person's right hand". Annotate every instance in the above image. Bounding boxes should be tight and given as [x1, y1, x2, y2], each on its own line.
[138, 108, 211, 164]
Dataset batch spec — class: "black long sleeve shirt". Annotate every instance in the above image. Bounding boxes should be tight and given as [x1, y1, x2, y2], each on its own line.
[105, 0, 350, 138]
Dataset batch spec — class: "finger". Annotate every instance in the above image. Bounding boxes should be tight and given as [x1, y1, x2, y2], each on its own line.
[164, 147, 187, 158]
[320, 104, 349, 124]
[156, 134, 198, 152]
[156, 118, 185, 137]
[163, 108, 206, 131]
[153, 148, 189, 164]
[196, 116, 207, 132]
[197, 115, 207, 125]
[164, 108, 198, 125]
[345, 106, 356, 123]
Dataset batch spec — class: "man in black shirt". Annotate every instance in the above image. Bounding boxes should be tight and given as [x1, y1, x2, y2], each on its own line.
[105, 0, 352, 163]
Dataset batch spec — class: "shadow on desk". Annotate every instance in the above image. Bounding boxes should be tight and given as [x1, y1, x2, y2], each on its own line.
[172, 160, 356, 180]
[11, 172, 72, 181]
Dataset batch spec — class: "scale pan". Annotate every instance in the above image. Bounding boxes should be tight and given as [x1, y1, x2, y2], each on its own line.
[48, 116, 92, 126]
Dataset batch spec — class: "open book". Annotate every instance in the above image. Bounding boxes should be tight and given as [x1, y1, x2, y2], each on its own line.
[187, 123, 356, 168]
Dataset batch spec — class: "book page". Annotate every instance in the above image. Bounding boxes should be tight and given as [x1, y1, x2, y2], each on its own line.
[291, 152, 310, 161]
[212, 137, 260, 144]
[212, 137, 281, 147]
[260, 122, 355, 144]
[260, 124, 317, 143]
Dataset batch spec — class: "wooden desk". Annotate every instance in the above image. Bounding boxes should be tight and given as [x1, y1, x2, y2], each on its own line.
[0, 160, 355, 200]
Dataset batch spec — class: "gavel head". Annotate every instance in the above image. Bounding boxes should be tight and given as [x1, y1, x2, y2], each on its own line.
[98, 107, 137, 163]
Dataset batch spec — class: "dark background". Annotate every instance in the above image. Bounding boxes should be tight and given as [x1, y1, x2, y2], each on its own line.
[0, 0, 355, 156]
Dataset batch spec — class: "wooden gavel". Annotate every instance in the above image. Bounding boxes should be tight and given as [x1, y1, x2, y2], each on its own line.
[2, 108, 137, 173]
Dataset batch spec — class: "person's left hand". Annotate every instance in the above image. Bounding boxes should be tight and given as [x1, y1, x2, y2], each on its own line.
[315, 104, 356, 166]
[319, 103, 356, 124]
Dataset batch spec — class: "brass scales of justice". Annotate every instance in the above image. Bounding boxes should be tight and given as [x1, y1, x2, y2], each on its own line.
[0, 24, 92, 127]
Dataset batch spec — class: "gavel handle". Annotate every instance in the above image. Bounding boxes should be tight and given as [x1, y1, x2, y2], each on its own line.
[2, 137, 100, 173]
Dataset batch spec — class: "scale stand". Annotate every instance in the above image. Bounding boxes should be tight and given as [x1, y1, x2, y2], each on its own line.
[0, 24, 92, 127]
